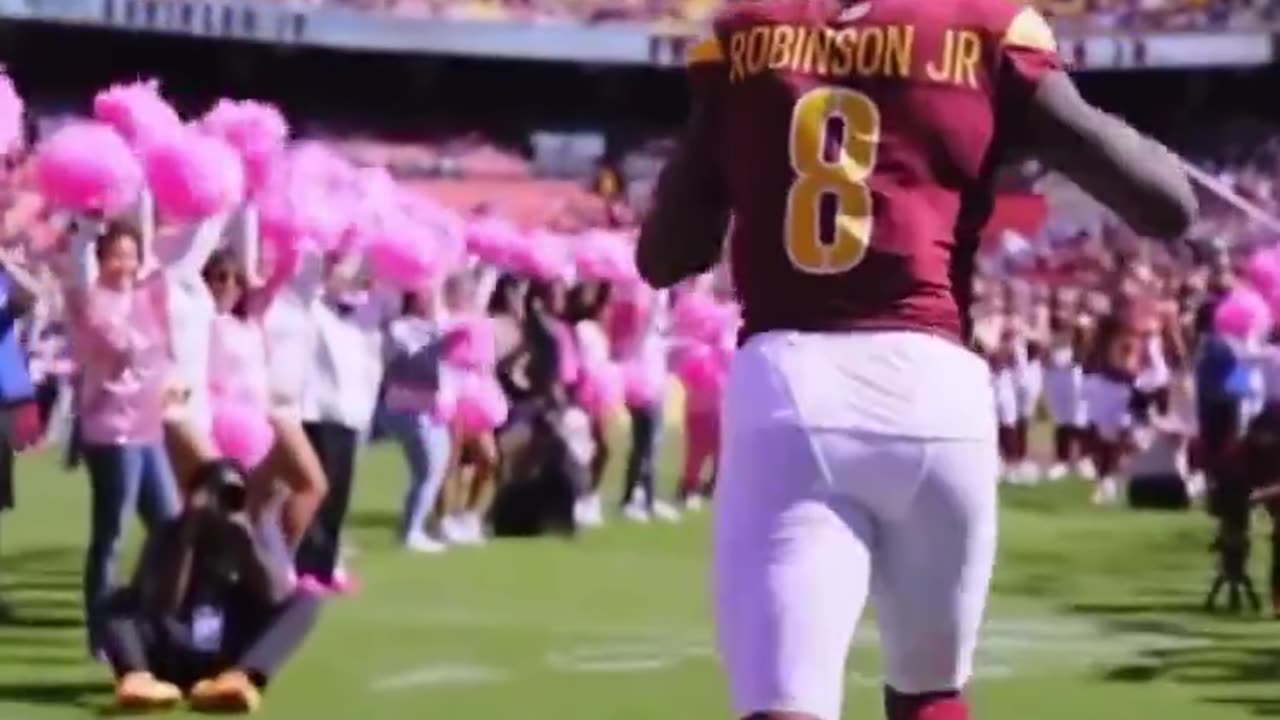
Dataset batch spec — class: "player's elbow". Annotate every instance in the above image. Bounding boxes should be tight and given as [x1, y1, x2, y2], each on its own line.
[1132, 182, 1198, 241]
[635, 240, 681, 290]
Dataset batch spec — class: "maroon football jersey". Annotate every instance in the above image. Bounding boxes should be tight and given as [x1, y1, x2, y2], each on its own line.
[686, 0, 1062, 343]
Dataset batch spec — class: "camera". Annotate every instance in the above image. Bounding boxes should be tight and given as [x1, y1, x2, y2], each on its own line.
[191, 459, 248, 515]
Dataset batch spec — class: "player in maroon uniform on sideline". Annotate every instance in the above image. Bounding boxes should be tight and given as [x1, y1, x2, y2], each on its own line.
[635, 0, 1195, 718]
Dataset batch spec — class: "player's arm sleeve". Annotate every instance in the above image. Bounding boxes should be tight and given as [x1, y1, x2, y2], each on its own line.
[636, 36, 731, 290]
[998, 8, 1197, 241]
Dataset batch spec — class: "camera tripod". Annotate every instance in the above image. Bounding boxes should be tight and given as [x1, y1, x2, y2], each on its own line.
[1204, 527, 1262, 614]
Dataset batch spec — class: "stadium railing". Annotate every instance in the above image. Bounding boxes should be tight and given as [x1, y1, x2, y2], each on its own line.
[0, 0, 1274, 69]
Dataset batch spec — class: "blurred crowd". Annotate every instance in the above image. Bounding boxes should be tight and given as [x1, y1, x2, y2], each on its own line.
[310, 0, 1280, 29]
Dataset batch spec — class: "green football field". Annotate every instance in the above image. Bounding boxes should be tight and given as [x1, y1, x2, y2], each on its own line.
[3, 438, 1280, 719]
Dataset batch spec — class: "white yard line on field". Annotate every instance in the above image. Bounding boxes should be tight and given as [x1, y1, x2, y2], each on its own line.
[366, 609, 1205, 693]
[370, 663, 507, 692]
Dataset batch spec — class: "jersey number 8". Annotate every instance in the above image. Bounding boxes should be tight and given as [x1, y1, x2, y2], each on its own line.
[784, 87, 881, 275]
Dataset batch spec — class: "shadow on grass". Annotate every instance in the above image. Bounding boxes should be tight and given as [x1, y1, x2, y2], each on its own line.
[1067, 594, 1280, 715]
[344, 509, 398, 533]
[0, 679, 108, 711]
[1, 546, 84, 632]
[0, 612, 82, 629]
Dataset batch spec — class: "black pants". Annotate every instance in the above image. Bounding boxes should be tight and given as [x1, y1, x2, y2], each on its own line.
[103, 590, 322, 691]
[622, 404, 662, 507]
[0, 405, 13, 513]
[295, 422, 358, 583]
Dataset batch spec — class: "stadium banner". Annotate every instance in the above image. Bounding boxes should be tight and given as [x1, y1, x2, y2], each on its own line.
[0, 0, 307, 43]
[0, 0, 1271, 69]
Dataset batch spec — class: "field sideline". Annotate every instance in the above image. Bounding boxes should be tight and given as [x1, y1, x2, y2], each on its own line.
[3, 438, 1280, 720]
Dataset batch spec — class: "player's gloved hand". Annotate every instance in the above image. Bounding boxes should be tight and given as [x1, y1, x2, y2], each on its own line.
[9, 400, 43, 452]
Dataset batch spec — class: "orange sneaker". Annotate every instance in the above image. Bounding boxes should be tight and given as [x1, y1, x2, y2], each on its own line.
[188, 669, 261, 714]
[114, 671, 182, 711]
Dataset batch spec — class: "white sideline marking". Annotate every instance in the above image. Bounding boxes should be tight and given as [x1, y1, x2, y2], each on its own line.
[547, 640, 714, 674]
[368, 612, 1205, 694]
[371, 663, 506, 692]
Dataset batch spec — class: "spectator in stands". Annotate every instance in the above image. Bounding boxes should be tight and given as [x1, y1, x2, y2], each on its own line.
[102, 460, 321, 714]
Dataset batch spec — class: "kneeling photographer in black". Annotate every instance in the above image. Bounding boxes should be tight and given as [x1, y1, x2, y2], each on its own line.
[101, 460, 322, 713]
[1207, 404, 1280, 614]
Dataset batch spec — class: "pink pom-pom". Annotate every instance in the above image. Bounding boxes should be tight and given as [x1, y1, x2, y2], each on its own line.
[93, 80, 182, 147]
[361, 194, 461, 288]
[575, 361, 623, 419]
[35, 121, 143, 213]
[675, 342, 727, 410]
[454, 372, 509, 436]
[514, 228, 573, 282]
[201, 99, 288, 190]
[623, 361, 664, 408]
[442, 317, 497, 371]
[430, 381, 458, 424]
[256, 143, 355, 251]
[466, 215, 521, 267]
[1247, 249, 1280, 296]
[143, 128, 245, 221]
[212, 399, 275, 470]
[672, 291, 736, 345]
[604, 286, 653, 348]
[574, 229, 637, 283]
[368, 232, 436, 290]
[0, 74, 24, 155]
[1215, 287, 1272, 340]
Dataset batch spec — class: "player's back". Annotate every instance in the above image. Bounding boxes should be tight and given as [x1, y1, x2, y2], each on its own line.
[691, 0, 1059, 344]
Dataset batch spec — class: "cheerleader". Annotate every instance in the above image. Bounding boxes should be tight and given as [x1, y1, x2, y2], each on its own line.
[1084, 313, 1144, 505]
[257, 242, 330, 567]
[1042, 310, 1091, 481]
[382, 281, 455, 553]
[1132, 305, 1174, 422]
[294, 249, 389, 591]
[672, 278, 733, 510]
[991, 317, 1031, 483]
[612, 285, 679, 522]
[567, 278, 615, 528]
[149, 193, 234, 491]
[201, 210, 307, 548]
[1014, 301, 1048, 481]
[437, 263, 503, 546]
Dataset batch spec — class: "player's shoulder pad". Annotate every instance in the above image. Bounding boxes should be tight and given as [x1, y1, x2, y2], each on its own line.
[686, 34, 724, 66]
[1002, 5, 1058, 53]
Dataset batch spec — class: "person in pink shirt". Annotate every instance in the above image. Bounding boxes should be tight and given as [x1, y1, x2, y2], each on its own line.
[64, 218, 180, 658]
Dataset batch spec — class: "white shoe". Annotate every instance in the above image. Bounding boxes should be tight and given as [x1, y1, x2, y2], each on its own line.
[1017, 461, 1042, 485]
[682, 494, 705, 513]
[1186, 471, 1207, 499]
[652, 500, 682, 523]
[460, 513, 488, 546]
[1046, 463, 1069, 482]
[1091, 477, 1120, 505]
[622, 503, 651, 523]
[1074, 459, 1098, 481]
[586, 494, 605, 526]
[1003, 464, 1029, 486]
[575, 495, 605, 528]
[441, 515, 470, 545]
[405, 533, 448, 554]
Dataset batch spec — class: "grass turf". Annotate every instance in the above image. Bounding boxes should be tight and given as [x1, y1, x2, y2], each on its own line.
[2, 440, 1280, 719]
